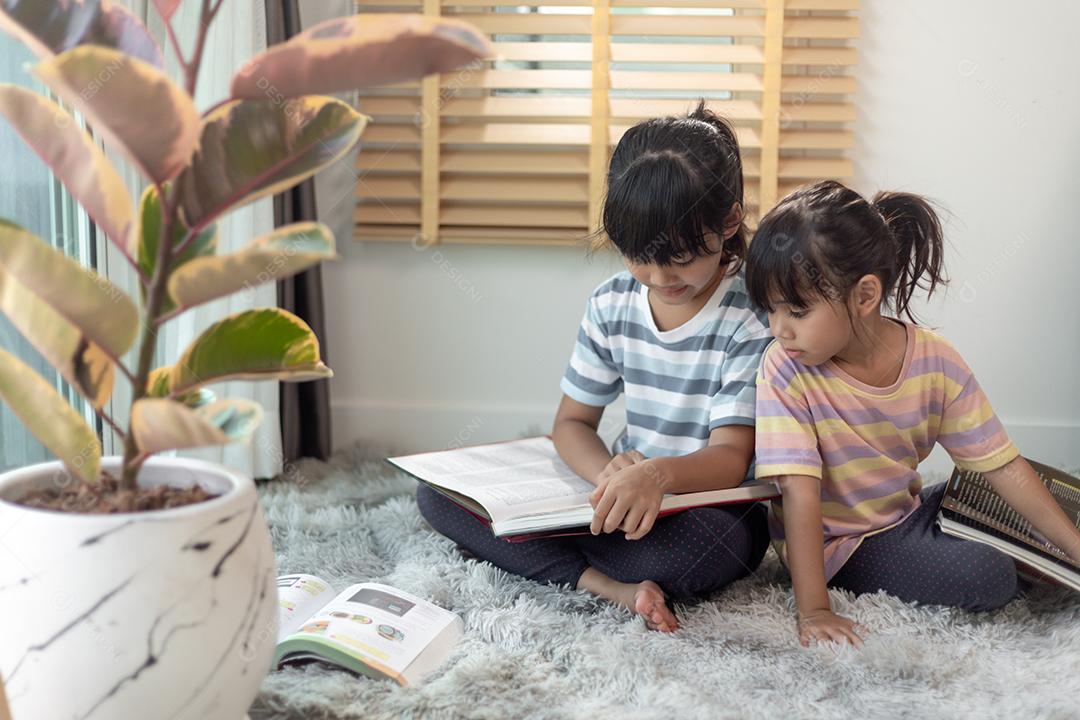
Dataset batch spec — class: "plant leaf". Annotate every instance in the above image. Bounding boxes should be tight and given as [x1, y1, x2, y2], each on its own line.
[146, 365, 171, 398]
[0, 346, 100, 483]
[230, 13, 492, 99]
[0, 0, 163, 67]
[0, 267, 114, 409]
[154, 308, 332, 398]
[177, 387, 215, 409]
[177, 97, 367, 230]
[0, 83, 136, 256]
[145, 368, 217, 408]
[0, 219, 138, 358]
[131, 397, 263, 455]
[168, 222, 335, 311]
[32, 46, 199, 183]
[137, 185, 217, 316]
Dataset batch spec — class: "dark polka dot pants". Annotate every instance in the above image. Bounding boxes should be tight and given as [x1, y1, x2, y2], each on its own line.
[416, 483, 771, 601]
[829, 483, 1018, 611]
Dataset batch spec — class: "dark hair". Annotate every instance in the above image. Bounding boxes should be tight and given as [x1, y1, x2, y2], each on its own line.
[745, 180, 947, 323]
[591, 99, 747, 268]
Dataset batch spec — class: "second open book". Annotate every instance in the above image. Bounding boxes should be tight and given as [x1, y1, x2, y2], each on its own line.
[388, 436, 779, 540]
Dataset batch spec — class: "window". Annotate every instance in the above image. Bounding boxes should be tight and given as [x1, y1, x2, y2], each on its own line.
[352, 0, 857, 246]
[0, 32, 98, 472]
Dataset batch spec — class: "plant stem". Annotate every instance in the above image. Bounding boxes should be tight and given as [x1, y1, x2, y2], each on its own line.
[118, 248, 151, 288]
[98, 409, 126, 443]
[154, 306, 182, 327]
[169, 227, 198, 262]
[114, 358, 137, 386]
[118, 0, 219, 491]
[162, 15, 189, 71]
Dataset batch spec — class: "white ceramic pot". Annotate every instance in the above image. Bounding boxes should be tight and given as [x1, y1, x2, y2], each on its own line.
[0, 457, 278, 720]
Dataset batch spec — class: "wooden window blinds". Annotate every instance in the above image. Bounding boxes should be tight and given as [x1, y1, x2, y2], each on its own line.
[352, 1, 858, 247]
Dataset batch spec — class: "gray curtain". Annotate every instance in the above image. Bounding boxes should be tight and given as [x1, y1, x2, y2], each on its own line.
[266, 0, 332, 463]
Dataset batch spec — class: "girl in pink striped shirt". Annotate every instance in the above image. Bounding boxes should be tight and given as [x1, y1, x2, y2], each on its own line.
[744, 180, 1080, 648]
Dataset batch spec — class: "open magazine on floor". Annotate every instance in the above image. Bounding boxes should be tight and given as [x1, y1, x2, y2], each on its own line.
[937, 459, 1080, 592]
[273, 574, 463, 685]
[387, 436, 779, 540]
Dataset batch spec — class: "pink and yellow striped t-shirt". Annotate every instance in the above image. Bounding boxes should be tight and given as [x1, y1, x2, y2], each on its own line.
[754, 321, 1019, 579]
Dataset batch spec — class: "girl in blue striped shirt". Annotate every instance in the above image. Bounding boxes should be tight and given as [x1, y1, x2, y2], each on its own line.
[418, 102, 773, 631]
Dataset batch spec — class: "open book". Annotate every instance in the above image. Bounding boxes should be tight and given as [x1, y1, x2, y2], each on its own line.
[273, 574, 463, 685]
[937, 460, 1080, 592]
[388, 436, 779, 540]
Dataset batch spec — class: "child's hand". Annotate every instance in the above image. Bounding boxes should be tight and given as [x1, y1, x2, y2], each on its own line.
[797, 609, 865, 649]
[596, 450, 647, 484]
[589, 461, 665, 540]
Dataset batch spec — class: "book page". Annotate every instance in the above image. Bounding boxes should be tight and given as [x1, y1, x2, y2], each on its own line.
[389, 437, 595, 524]
[277, 574, 336, 642]
[281, 583, 459, 678]
[944, 465, 1080, 569]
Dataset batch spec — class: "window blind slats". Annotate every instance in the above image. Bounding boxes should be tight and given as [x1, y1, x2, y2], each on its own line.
[357, 150, 421, 173]
[610, 43, 765, 64]
[610, 71, 764, 92]
[441, 176, 589, 203]
[610, 98, 761, 120]
[611, 15, 765, 37]
[780, 75, 857, 94]
[612, 0, 766, 7]
[448, 14, 593, 35]
[493, 42, 592, 62]
[779, 130, 854, 149]
[442, 150, 590, 175]
[353, 1, 858, 245]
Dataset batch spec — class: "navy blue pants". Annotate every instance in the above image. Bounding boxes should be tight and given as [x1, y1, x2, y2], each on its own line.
[829, 483, 1018, 611]
[417, 484, 770, 601]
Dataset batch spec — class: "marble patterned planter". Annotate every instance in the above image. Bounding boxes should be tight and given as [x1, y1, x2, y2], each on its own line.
[0, 457, 278, 720]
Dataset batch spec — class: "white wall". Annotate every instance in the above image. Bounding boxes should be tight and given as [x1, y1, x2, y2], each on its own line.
[851, 0, 1080, 471]
[322, 0, 1080, 472]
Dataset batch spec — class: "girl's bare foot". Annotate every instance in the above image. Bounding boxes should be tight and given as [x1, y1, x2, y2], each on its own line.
[577, 568, 679, 632]
[632, 580, 678, 632]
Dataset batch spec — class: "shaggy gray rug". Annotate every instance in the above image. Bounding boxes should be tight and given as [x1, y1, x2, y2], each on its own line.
[250, 445, 1080, 720]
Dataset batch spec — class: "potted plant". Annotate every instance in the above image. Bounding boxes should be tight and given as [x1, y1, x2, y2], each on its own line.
[0, 2, 490, 718]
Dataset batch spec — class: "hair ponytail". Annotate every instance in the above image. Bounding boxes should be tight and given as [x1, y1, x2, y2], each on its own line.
[871, 192, 947, 322]
[745, 180, 948, 324]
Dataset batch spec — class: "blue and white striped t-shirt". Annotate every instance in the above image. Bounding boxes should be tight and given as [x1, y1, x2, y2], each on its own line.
[560, 267, 772, 458]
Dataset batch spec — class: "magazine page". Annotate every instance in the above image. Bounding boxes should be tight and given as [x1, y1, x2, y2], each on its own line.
[277, 574, 337, 642]
[388, 437, 595, 525]
[281, 583, 459, 680]
[944, 466, 1080, 568]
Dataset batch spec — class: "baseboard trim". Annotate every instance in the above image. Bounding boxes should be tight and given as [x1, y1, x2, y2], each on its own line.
[331, 399, 1080, 471]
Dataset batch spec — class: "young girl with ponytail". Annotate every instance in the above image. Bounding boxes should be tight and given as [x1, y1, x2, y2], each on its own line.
[745, 180, 1080, 647]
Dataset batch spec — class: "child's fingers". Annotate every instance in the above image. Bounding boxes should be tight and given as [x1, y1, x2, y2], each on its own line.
[588, 481, 607, 508]
[590, 488, 617, 535]
[620, 505, 646, 536]
[817, 624, 860, 648]
[842, 626, 864, 649]
[627, 450, 647, 464]
[603, 497, 632, 534]
[826, 627, 850, 646]
[627, 507, 659, 540]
